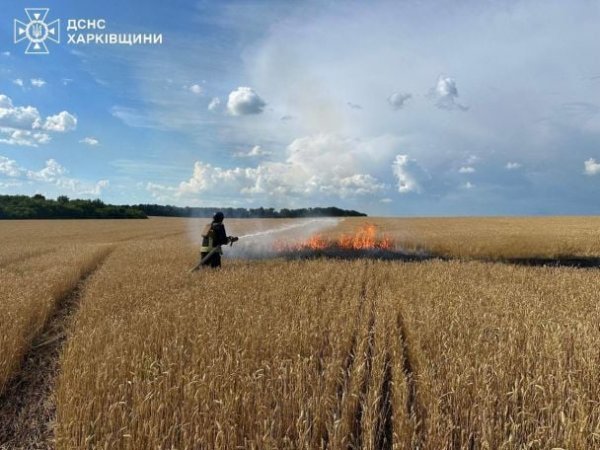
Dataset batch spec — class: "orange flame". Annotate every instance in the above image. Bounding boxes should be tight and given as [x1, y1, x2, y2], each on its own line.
[275, 223, 394, 252]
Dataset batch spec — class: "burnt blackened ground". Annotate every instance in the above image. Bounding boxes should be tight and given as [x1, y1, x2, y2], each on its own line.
[276, 247, 600, 269]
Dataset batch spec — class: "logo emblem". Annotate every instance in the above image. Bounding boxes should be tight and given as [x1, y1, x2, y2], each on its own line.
[14, 8, 60, 55]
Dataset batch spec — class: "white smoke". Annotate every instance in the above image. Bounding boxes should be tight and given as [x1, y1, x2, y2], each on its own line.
[186, 218, 342, 259]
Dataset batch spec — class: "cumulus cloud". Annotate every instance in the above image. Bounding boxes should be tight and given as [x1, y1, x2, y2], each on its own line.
[462, 181, 475, 189]
[0, 95, 77, 146]
[388, 92, 412, 110]
[0, 156, 109, 196]
[392, 154, 427, 193]
[506, 162, 522, 170]
[43, 111, 77, 132]
[82, 179, 110, 195]
[584, 158, 600, 175]
[2, 51, 10, 57]
[234, 145, 271, 158]
[31, 78, 46, 88]
[459, 166, 475, 173]
[146, 182, 177, 202]
[431, 76, 468, 111]
[0, 96, 41, 129]
[0, 130, 51, 146]
[150, 134, 394, 201]
[189, 84, 204, 95]
[13, 79, 24, 87]
[80, 137, 100, 146]
[27, 159, 68, 182]
[207, 97, 221, 112]
[0, 156, 23, 177]
[227, 87, 266, 115]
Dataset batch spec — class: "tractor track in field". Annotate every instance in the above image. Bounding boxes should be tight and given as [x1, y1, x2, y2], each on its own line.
[324, 262, 413, 450]
[324, 264, 369, 450]
[352, 300, 376, 449]
[0, 250, 113, 450]
[374, 352, 393, 450]
[396, 311, 426, 449]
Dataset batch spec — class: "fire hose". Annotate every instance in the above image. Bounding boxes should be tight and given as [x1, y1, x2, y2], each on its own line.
[190, 236, 239, 272]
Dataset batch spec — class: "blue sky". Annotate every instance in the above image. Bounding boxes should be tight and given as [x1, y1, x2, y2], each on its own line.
[1, 0, 600, 215]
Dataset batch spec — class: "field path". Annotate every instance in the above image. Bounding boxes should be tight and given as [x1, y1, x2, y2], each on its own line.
[0, 250, 113, 450]
[396, 310, 426, 448]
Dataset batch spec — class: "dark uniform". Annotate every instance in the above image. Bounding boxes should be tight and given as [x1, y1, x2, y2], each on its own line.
[200, 221, 229, 267]
[199, 212, 237, 268]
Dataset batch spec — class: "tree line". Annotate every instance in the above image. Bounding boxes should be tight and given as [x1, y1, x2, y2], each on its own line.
[132, 204, 367, 218]
[0, 195, 367, 219]
[0, 195, 147, 219]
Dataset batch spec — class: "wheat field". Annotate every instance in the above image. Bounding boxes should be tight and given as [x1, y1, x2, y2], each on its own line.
[1, 217, 599, 449]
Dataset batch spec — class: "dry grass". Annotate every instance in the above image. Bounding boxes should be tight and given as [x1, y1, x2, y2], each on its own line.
[384, 260, 600, 449]
[331, 216, 600, 259]
[0, 244, 112, 395]
[1, 217, 599, 449]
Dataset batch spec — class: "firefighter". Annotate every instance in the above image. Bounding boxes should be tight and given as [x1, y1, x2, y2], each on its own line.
[198, 212, 238, 268]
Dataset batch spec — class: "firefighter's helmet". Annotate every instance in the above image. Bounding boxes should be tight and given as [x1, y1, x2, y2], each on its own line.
[213, 211, 225, 223]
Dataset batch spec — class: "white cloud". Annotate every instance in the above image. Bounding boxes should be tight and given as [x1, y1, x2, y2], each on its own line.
[13, 79, 24, 87]
[189, 84, 204, 95]
[82, 179, 110, 195]
[27, 159, 68, 182]
[388, 92, 411, 110]
[174, 160, 384, 199]
[0, 181, 22, 189]
[0, 104, 40, 130]
[380, 198, 393, 203]
[0, 101, 41, 130]
[462, 181, 475, 189]
[208, 97, 221, 112]
[392, 154, 426, 193]
[431, 76, 468, 111]
[234, 145, 271, 158]
[227, 87, 266, 115]
[459, 166, 475, 173]
[152, 134, 392, 201]
[2, 51, 10, 57]
[0, 96, 12, 109]
[30, 78, 47, 88]
[146, 182, 177, 201]
[0, 156, 109, 196]
[43, 111, 77, 132]
[0, 156, 23, 177]
[506, 162, 522, 170]
[80, 137, 100, 146]
[584, 158, 600, 176]
[0, 95, 77, 146]
[0, 129, 51, 147]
